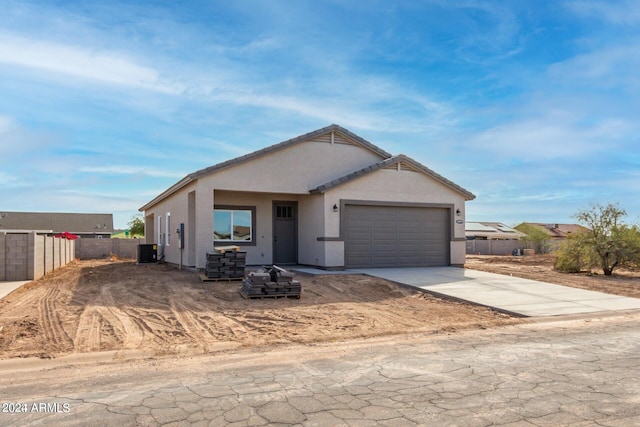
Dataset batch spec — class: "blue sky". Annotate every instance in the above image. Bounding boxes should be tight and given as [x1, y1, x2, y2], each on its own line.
[1, 0, 639, 229]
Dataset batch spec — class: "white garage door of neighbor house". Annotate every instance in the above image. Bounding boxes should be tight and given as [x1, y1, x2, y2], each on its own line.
[344, 205, 450, 268]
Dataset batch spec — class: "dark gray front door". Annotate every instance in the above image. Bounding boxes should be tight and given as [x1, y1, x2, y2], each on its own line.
[273, 202, 297, 264]
[344, 204, 450, 268]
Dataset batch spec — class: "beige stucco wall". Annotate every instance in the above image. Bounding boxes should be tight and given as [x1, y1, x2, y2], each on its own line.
[196, 139, 383, 194]
[213, 190, 328, 267]
[297, 193, 325, 266]
[214, 190, 292, 266]
[143, 182, 196, 266]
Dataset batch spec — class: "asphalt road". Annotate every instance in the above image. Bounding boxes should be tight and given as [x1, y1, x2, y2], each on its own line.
[1, 312, 640, 426]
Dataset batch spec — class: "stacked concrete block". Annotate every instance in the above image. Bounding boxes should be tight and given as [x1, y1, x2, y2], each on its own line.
[0, 233, 5, 281]
[204, 251, 246, 279]
[240, 266, 301, 299]
[5, 234, 28, 281]
[0, 232, 76, 282]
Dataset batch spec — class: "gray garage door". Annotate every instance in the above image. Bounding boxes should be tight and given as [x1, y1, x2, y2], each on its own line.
[344, 205, 450, 268]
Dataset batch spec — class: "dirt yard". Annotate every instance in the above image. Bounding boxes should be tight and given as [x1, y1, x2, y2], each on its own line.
[466, 254, 640, 298]
[0, 260, 514, 359]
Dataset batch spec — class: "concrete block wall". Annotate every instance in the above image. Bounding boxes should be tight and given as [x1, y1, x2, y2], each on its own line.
[76, 238, 138, 260]
[5, 233, 29, 281]
[112, 239, 138, 259]
[34, 234, 45, 280]
[466, 239, 524, 256]
[0, 233, 5, 280]
[0, 232, 76, 281]
[45, 236, 54, 274]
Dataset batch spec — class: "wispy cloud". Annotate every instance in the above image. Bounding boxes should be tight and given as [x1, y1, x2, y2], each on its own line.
[79, 166, 185, 179]
[0, 33, 183, 94]
[464, 117, 632, 160]
[565, 0, 640, 25]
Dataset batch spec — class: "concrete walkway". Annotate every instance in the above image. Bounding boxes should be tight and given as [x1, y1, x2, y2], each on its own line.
[0, 281, 29, 300]
[350, 267, 640, 317]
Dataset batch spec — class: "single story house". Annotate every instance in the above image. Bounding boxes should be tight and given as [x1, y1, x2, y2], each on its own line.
[0, 212, 113, 238]
[139, 124, 475, 269]
[466, 222, 525, 240]
[515, 223, 589, 239]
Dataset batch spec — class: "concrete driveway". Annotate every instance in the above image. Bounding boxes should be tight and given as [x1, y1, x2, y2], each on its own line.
[351, 267, 640, 317]
[0, 281, 29, 300]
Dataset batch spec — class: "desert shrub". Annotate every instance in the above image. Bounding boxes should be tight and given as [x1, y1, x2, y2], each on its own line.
[516, 223, 552, 254]
[554, 238, 589, 273]
[574, 204, 640, 275]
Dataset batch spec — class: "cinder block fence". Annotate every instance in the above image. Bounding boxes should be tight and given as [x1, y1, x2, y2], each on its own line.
[0, 232, 75, 281]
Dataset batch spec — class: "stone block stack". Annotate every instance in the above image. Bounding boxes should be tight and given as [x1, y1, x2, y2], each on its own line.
[204, 250, 246, 279]
[240, 266, 301, 299]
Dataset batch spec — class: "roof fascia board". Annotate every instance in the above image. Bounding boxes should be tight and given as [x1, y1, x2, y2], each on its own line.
[139, 124, 392, 211]
[310, 154, 476, 200]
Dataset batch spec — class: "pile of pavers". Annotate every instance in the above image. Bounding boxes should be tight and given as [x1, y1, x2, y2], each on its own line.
[204, 249, 246, 280]
[240, 265, 302, 299]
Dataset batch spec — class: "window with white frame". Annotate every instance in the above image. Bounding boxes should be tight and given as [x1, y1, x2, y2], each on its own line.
[214, 208, 253, 241]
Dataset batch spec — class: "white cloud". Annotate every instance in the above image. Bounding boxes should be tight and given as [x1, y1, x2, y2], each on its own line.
[548, 43, 640, 90]
[0, 171, 29, 188]
[79, 165, 185, 179]
[465, 118, 630, 160]
[0, 33, 184, 94]
[566, 0, 640, 25]
[0, 115, 13, 133]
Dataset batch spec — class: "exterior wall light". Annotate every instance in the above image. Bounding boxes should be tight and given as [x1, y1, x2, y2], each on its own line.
[456, 209, 461, 216]
[333, 204, 339, 212]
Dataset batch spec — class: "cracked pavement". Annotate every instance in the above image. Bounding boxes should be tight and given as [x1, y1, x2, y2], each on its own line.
[1, 312, 640, 426]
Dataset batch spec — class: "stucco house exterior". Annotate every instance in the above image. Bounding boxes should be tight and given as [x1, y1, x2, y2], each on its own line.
[139, 124, 475, 269]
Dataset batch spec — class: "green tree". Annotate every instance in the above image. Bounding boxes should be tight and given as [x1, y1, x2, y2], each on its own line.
[515, 223, 552, 254]
[128, 214, 145, 238]
[566, 203, 640, 276]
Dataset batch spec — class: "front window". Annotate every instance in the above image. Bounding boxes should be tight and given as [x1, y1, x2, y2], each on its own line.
[214, 209, 252, 241]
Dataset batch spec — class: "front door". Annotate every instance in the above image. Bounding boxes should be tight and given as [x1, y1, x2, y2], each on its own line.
[273, 201, 297, 264]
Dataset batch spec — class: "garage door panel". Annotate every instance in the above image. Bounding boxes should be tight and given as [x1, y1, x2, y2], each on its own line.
[345, 205, 449, 268]
[348, 231, 373, 240]
[373, 232, 398, 241]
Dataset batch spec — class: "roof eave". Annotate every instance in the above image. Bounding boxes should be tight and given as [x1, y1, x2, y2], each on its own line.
[310, 154, 476, 201]
[139, 124, 392, 210]
[139, 176, 194, 212]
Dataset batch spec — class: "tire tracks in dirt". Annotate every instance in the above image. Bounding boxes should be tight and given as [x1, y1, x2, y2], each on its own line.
[38, 285, 73, 350]
[74, 308, 103, 352]
[99, 286, 144, 349]
[169, 295, 250, 343]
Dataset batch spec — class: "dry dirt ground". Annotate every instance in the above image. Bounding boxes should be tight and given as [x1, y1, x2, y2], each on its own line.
[0, 259, 514, 360]
[466, 254, 640, 298]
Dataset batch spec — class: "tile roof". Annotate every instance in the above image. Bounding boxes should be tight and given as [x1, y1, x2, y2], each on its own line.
[140, 124, 392, 211]
[309, 155, 476, 200]
[0, 212, 114, 234]
[516, 223, 590, 238]
[139, 124, 475, 210]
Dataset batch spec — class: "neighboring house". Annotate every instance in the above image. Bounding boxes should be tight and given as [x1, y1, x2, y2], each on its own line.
[515, 223, 589, 239]
[139, 124, 475, 269]
[466, 222, 525, 240]
[465, 222, 526, 256]
[0, 212, 114, 238]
